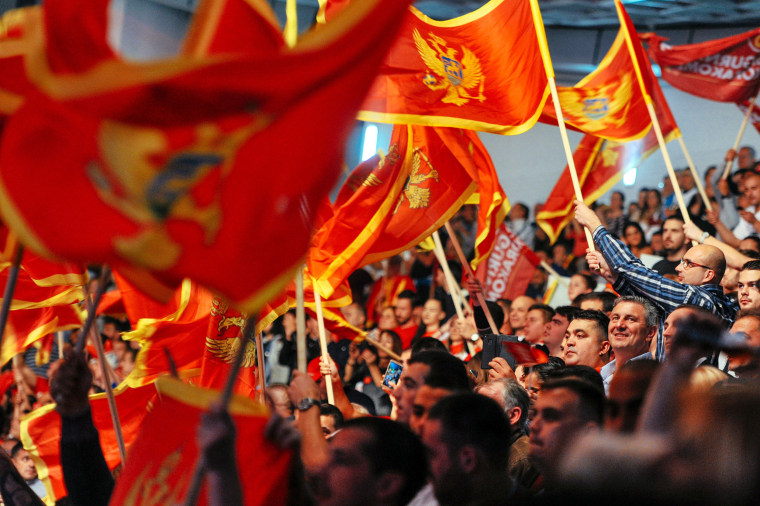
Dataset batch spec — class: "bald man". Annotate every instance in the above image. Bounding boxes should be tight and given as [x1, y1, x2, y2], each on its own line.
[509, 295, 536, 337]
[575, 201, 739, 358]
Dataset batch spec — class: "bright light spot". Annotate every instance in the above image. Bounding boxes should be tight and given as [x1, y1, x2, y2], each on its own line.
[623, 167, 637, 186]
[361, 124, 378, 161]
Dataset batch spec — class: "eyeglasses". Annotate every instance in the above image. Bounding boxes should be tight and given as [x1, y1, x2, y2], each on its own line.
[680, 257, 713, 271]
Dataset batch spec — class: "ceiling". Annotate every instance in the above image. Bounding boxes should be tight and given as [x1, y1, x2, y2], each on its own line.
[413, 0, 760, 29]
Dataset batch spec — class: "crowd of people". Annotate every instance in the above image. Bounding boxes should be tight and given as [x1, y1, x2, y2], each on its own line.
[0, 146, 760, 505]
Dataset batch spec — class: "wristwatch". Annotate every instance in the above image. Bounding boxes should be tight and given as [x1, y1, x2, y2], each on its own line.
[296, 397, 321, 412]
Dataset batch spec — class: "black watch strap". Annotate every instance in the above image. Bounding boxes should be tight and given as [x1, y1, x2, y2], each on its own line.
[296, 398, 320, 411]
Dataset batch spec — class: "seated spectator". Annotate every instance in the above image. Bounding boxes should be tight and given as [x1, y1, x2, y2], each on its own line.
[568, 273, 596, 304]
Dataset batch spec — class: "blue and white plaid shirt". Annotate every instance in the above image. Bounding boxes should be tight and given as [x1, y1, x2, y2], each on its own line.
[593, 226, 739, 359]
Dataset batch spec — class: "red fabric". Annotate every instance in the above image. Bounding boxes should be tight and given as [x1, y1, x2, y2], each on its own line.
[643, 28, 760, 103]
[475, 224, 540, 301]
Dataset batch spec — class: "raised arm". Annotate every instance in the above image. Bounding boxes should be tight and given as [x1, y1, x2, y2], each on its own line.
[683, 221, 753, 269]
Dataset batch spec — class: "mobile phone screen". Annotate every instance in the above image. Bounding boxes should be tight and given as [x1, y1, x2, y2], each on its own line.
[383, 360, 404, 387]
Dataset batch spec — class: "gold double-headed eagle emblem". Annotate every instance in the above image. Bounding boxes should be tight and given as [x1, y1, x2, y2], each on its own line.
[394, 148, 438, 214]
[414, 29, 485, 106]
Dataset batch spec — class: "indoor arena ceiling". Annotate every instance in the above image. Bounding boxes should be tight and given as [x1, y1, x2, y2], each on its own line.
[414, 0, 760, 29]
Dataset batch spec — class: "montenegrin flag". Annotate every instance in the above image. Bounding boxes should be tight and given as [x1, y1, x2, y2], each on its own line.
[643, 27, 760, 103]
[355, 0, 550, 134]
[109, 378, 291, 505]
[0, 0, 412, 315]
[308, 124, 478, 299]
[21, 382, 157, 502]
[539, 17, 677, 142]
[537, 121, 678, 244]
[121, 277, 214, 387]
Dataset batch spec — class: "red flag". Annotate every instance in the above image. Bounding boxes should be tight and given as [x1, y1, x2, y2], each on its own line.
[0, 0, 412, 315]
[643, 28, 760, 103]
[738, 99, 760, 135]
[0, 7, 36, 124]
[355, 0, 550, 134]
[109, 377, 291, 505]
[539, 19, 678, 142]
[537, 120, 678, 244]
[308, 125, 480, 299]
[475, 224, 540, 301]
[198, 297, 257, 397]
[0, 305, 83, 366]
[20, 382, 157, 502]
[503, 340, 549, 366]
[122, 279, 214, 387]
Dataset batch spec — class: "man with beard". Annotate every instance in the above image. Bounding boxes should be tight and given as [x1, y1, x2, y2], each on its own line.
[652, 216, 689, 278]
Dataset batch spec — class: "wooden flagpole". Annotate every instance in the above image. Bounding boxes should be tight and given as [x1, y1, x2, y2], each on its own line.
[0, 244, 23, 347]
[444, 223, 499, 335]
[431, 231, 465, 320]
[284, 0, 298, 47]
[613, 0, 692, 230]
[539, 260, 570, 287]
[295, 268, 306, 373]
[677, 136, 713, 212]
[363, 335, 402, 362]
[528, 0, 596, 252]
[75, 267, 127, 465]
[256, 334, 266, 404]
[312, 287, 335, 404]
[184, 315, 257, 506]
[722, 93, 757, 179]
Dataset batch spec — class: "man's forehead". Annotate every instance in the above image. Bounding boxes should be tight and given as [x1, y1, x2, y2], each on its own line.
[414, 385, 451, 407]
[612, 301, 644, 318]
[740, 269, 760, 282]
[663, 219, 683, 232]
[552, 314, 568, 325]
[666, 307, 695, 323]
[536, 387, 580, 411]
[405, 362, 430, 381]
[568, 318, 595, 334]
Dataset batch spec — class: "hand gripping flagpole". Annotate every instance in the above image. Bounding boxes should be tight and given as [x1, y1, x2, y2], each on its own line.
[444, 222, 499, 335]
[312, 286, 335, 405]
[722, 93, 757, 180]
[184, 315, 257, 506]
[528, 0, 596, 253]
[0, 244, 23, 350]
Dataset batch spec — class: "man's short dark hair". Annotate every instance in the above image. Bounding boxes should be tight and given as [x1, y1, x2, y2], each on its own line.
[320, 403, 344, 430]
[739, 249, 760, 260]
[741, 235, 760, 253]
[533, 356, 566, 381]
[540, 377, 605, 425]
[741, 259, 760, 272]
[408, 351, 470, 392]
[575, 292, 617, 313]
[664, 215, 685, 226]
[436, 260, 463, 286]
[397, 290, 416, 303]
[428, 393, 512, 471]
[528, 304, 555, 323]
[547, 366, 604, 394]
[410, 337, 447, 355]
[572, 310, 610, 340]
[343, 417, 428, 504]
[484, 301, 504, 330]
[555, 306, 580, 323]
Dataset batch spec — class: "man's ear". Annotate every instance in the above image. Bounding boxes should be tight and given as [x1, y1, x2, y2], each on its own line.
[376, 471, 404, 503]
[645, 325, 657, 344]
[507, 406, 522, 427]
[599, 340, 611, 356]
[457, 445, 478, 474]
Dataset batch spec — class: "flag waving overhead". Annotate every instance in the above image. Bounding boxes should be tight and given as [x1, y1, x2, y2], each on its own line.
[537, 119, 678, 244]
[356, 0, 550, 134]
[475, 223, 540, 301]
[308, 125, 480, 298]
[539, 21, 677, 142]
[643, 28, 760, 103]
[0, 0, 413, 315]
[109, 378, 291, 505]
